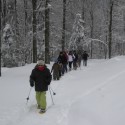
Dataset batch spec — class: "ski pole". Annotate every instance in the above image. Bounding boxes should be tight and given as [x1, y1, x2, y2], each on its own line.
[50, 86, 56, 95]
[49, 87, 54, 105]
[26, 87, 32, 104]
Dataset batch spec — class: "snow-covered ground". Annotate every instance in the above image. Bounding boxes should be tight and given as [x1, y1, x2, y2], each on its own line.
[0, 56, 125, 125]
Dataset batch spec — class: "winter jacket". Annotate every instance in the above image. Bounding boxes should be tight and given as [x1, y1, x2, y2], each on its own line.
[30, 65, 52, 92]
[68, 55, 73, 62]
[58, 55, 67, 64]
[51, 63, 60, 73]
[78, 54, 82, 62]
[82, 53, 89, 60]
[73, 53, 78, 62]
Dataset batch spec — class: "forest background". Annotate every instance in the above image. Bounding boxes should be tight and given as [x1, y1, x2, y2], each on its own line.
[0, 0, 125, 76]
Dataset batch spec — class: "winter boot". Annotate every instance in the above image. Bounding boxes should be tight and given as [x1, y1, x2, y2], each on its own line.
[39, 109, 46, 114]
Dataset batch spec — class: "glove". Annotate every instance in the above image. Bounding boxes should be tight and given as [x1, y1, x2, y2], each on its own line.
[30, 83, 34, 87]
[30, 79, 34, 87]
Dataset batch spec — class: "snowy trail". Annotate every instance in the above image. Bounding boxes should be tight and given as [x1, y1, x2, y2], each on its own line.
[0, 56, 125, 125]
[66, 58, 125, 125]
[74, 69, 125, 101]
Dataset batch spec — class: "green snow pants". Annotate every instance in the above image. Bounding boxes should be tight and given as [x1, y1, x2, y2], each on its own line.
[36, 91, 46, 110]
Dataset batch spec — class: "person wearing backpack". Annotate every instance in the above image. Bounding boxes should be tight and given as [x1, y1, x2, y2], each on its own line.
[51, 60, 60, 80]
[73, 50, 78, 70]
[68, 51, 73, 71]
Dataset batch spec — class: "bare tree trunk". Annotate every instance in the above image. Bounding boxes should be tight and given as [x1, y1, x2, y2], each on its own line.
[0, 0, 2, 76]
[2, 0, 6, 26]
[45, 0, 50, 64]
[82, 0, 86, 20]
[105, 10, 109, 59]
[108, 0, 113, 59]
[104, 44, 107, 59]
[123, 11, 125, 55]
[14, 0, 19, 47]
[62, 0, 66, 51]
[24, 0, 28, 63]
[24, 0, 28, 42]
[32, 0, 37, 63]
[124, 12, 125, 32]
[90, 7, 94, 59]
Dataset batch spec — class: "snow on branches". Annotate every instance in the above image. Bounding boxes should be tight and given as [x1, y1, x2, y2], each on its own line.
[69, 13, 85, 50]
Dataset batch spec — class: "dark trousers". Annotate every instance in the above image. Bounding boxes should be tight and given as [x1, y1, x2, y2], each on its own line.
[53, 72, 60, 80]
[62, 63, 67, 74]
[68, 62, 72, 70]
[83, 60, 87, 66]
[73, 61, 77, 70]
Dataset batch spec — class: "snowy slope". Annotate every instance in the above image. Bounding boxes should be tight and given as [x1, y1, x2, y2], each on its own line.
[0, 56, 125, 125]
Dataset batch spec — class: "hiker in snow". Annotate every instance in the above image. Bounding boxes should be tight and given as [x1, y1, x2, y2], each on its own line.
[57, 51, 67, 75]
[51, 60, 60, 80]
[62, 51, 68, 73]
[30, 60, 52, 113]
[82, 51, 89, 66]
[73, 50, 78, 70]
[77, 52, 82, 68]
[68, 51, 73, 71]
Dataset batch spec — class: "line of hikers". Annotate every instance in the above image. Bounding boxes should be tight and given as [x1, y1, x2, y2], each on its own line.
[29, 50, 89, 114]
[51, 50, 89, 80]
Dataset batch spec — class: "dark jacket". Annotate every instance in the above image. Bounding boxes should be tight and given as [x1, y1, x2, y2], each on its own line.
[58, 54, 67, 64]
[73, 53, 78, 62]
[82, 52, 89, 60]
[30, 65, 52, 92]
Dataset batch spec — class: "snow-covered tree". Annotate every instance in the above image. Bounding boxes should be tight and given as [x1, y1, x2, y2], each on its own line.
[69, 13, 85, 50]
[2, 24, 17, 67]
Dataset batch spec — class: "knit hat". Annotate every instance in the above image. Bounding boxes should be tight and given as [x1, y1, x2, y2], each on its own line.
[37, 60, 45, 65]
